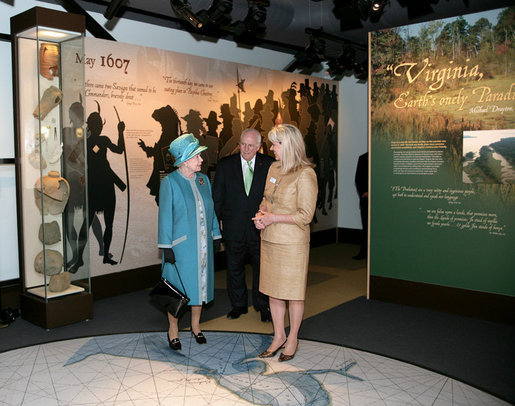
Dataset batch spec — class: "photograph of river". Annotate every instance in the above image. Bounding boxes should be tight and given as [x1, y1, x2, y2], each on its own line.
[462, 129, 515, 184]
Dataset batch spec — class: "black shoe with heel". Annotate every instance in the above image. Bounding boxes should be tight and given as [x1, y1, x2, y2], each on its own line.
[192, 331, 207, 344]
[168, 334, 181, 350]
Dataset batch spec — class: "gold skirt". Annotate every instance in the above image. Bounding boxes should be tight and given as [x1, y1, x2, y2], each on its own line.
[259, 240, 309, 300]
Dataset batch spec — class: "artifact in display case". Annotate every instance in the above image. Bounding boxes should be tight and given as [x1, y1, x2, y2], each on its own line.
[11, 7, 92, 329]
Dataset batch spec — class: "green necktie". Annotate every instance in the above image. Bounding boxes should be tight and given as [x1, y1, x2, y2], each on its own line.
[244, 160, 253, 196]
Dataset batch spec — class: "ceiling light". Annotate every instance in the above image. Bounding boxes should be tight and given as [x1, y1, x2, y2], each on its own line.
[371, 1, 382, 11]
[197, 0, 233, 27]
[232, 0, 270, 39]
[293, 30, 326, 69]
[170, 0, 204, 29]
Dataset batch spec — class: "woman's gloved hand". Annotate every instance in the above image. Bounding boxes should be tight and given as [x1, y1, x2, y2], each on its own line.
[163, 248, 176, 264]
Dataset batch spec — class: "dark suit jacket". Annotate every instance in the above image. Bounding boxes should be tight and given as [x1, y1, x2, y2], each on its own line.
[213, 152, 274, 242]
[355, 152, 368, 198]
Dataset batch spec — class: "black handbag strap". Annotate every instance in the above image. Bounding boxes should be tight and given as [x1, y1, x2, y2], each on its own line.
[162, 262, 187, 294]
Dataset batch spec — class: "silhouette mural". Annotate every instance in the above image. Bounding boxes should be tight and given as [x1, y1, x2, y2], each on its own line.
[84, 102, 127, 267]
[137, 105, 181, 205]
[62, 99, 87, 274]
[83, 38, 338, 275]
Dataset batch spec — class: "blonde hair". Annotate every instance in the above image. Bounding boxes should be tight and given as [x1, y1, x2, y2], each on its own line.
[268, 124, 313, 174]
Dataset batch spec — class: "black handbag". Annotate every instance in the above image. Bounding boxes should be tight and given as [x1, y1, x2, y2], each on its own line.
[149, 263, 190, 318]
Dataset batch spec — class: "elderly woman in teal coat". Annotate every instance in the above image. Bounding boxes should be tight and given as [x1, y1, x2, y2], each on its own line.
[158, 133, 221, 350]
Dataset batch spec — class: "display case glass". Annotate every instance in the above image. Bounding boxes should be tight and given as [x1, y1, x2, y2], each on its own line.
[12, 7, 90, 305]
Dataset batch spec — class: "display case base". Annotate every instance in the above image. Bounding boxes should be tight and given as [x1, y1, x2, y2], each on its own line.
[20, 291, 93, 329]
[27, 284, 84, 299]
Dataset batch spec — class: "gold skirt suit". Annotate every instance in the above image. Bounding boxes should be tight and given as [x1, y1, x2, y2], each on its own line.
[259, 162, 318, 300]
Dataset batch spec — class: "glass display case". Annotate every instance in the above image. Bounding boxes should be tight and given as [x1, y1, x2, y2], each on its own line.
[11, 7, 92, 328]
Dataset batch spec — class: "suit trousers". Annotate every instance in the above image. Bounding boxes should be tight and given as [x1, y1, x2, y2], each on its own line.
[225, 239, 269, 310]
[358, 196, 368, 255]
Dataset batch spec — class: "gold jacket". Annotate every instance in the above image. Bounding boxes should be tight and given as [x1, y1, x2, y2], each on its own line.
[260, 162, 318, 244]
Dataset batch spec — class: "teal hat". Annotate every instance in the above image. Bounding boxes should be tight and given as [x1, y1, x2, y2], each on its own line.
[169, 133, 207, 167]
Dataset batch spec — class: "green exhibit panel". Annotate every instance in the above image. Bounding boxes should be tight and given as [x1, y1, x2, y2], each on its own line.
[369, 7, 515, 298]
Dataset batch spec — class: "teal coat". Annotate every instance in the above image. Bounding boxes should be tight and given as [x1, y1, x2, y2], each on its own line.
[158, 170, 221, 305]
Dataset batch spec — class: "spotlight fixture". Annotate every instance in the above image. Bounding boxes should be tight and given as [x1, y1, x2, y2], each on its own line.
[359, 0, 389, 22]
[352, 60, 368, 82]
[326, 43, 355, 78]
[232, 0, 270, 39]
[370, 0, 387, 12]
[293, 29, 326, 70]
[332, 0, 390, 28]
[197, 0, 233, 27]
[104, 0, 125, 20]
[170, 0, 204, 29]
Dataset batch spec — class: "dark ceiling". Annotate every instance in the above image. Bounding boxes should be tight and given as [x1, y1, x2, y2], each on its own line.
[47, 0, 514, 78]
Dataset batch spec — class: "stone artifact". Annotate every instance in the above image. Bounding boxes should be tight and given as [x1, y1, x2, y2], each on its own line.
[38, 221, 61, 245]
[34, 171, 70, 215]
[34, 249, 63, 276]
[49, 272, 72, 292]
[33, 86, 62, 120]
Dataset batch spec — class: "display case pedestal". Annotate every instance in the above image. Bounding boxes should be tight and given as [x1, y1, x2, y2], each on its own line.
[20, 291, 93, 330]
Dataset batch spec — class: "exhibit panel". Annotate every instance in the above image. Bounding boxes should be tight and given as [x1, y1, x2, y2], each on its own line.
[368, 8, 515, 301]
[11, 7, 92, 328]
[82, 37, 339, 277]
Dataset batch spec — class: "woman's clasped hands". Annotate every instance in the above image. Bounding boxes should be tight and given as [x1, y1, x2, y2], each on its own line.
[252, 208, 274, 230]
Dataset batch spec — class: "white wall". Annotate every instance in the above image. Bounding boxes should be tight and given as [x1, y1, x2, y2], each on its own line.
[0, 0, 366, 281]
[338, 77, 368, 229]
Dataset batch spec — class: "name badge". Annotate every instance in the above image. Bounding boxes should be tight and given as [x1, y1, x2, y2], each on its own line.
[270, 177, 277, 184]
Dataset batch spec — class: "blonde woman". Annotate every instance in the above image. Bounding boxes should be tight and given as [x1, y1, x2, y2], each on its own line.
[253, 124, 318, 361]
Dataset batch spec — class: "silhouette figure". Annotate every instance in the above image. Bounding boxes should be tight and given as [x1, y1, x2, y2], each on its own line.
[138, 105, 180, 205]
[82, 104, 126, 265]
[182, 109, 209, 173]
[62, 100, 87, 273]
[248, 99, 264, 134]
[219, 103, 235, 148]
[285, 82, 299, 126]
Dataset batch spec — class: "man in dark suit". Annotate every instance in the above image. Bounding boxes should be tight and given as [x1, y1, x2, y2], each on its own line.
[213, 128, 275, 321]
[353, 152, 368, 260]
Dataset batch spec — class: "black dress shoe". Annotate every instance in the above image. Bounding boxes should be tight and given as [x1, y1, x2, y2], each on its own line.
[192, 331, 207, 344]
[168, 334, 181, 350]
[227, 307, 248, 319]
[260, 309, 272, 322]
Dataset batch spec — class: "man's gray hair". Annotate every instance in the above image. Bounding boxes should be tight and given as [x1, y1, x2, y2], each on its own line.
[240, 128, 262, 144]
